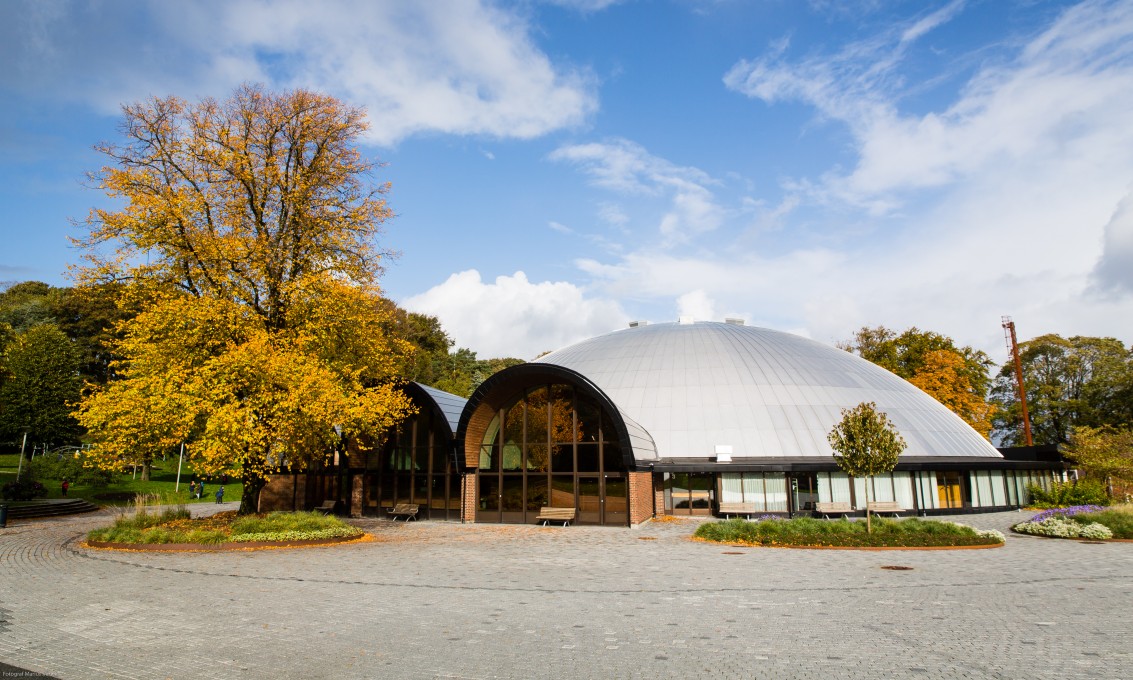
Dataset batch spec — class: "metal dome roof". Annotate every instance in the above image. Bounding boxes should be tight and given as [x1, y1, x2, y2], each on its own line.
[534, 321, 1002, 462]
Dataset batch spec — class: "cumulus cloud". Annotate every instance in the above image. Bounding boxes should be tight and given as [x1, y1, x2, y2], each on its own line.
[550, 138, 726, 245]
[402, 270, 628, 358]
[1092, 188, 1133, 294]
[0, 0, 596, 145]
[676, 290, 716, 322]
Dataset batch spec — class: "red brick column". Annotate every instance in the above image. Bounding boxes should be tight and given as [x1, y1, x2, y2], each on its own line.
[461, 473, 477, 523]
[628, 471, 655, 525]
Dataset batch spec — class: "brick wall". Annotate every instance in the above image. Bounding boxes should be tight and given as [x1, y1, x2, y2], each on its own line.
[350, 475, 364, 518]
[653, 474, 666, 518]
[258, 474, 306, 513]
[628, 470, 655, 525]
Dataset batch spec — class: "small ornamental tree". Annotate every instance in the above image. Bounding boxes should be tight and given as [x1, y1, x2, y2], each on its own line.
[1064, 425, 1133, 499]
[827, 402, 906, 533]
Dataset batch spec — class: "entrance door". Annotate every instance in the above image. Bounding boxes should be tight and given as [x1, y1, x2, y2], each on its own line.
[603, 475, 627, 526]
[578, 476, 601, 524]
[791, 473, 819, 513]
[665, 473, 714, 515]
[936, 471, 965, 509]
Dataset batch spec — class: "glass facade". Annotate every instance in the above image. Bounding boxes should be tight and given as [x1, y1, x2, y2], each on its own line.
[363, 405, 461, 520]
[476, 383, 627, 525]
[710, 468, 1056, 517]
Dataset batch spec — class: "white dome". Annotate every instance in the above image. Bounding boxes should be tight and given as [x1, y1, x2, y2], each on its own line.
[534, 321, 1001, 462]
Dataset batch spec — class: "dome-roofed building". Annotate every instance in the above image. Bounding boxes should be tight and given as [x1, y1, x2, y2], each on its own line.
[456, 320, 1061, 525]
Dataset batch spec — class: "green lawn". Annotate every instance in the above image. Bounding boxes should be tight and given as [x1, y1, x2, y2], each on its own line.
[0, 452, 242, 506]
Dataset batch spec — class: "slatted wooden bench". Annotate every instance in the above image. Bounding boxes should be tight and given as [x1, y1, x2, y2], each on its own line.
[866, 501, 904, 518]
[536, 506, 576, 526]
[315, 500, 337, 515]
[717, 502, 759, 519]
[388, 503, 419, 521]
[814, 501, 853, 519]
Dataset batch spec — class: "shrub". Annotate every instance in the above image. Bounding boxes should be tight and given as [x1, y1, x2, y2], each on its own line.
[1012, 516, 1113, 539]
[26, 454, 116, 488]
[2, 479, 47, 501]
[1027, 479, 1111, 508]
[693, 516, 1001, 547]
[1071, 505, 1133, 539]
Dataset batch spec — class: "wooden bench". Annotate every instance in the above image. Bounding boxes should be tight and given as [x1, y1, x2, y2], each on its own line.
[388, 503, 419, 522]
[815, 501, 853, 519]
[315, 500, 337, 515]
[717, 502, 759, 519]
[536, 506, 576, 526]
[866, 501, 904, 518]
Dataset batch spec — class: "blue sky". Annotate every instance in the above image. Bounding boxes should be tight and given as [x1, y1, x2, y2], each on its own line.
[2, 0, 1132, 362]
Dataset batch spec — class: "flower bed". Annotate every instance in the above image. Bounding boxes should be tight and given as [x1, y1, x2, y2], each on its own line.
[1012, 504, 1133, 540]
[87, 509, 364, 546]
[693, 517, 1004, 548]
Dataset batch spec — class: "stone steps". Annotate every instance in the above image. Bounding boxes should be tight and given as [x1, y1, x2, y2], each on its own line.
[2, 499, 101, 519]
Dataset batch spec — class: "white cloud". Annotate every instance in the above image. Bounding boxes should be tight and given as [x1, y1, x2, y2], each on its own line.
[0, 0, 597, 146]
[1092, 187, 1133, 294]
[550, 138, 726, 245]
[402, 270, 628, 358]
[725, 0, 1133, 209]
[676, 290, 716, 321]
[541, 0, 625, 12]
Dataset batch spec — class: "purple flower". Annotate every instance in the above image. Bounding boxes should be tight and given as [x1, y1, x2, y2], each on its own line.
[1029, 505, 1107, 523]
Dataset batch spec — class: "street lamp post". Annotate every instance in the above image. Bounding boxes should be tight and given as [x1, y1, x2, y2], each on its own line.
[15, 432, 28, 481]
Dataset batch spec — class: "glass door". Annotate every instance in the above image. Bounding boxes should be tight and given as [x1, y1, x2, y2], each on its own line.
[603, 475, 627, 526]
[936, 471, 965, 509]
[791, 473, 819, 513]
[578, 476, 601, 524]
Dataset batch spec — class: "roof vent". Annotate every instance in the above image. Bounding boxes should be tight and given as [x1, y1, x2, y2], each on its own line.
[628, 320, 649, 328]
[678, 316, 695, 325]
[724, 318, 745, 326]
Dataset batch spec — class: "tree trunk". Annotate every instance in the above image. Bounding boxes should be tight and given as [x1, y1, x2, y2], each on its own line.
[140, 461, 151, 482]
[239, 469, 264, 515]
[865, 477, 873, 534]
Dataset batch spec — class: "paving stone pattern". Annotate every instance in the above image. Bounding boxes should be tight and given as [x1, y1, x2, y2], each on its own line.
[1, 507, 1131, 679]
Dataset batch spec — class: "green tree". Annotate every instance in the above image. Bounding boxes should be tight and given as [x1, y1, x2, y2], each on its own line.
[75, 84, 414, 513]
[0, 281, 56, 333]
[990, 335, 1133, 446]
[827, 401, 906, 533]
[1062, 425, 1133, 498]
[841, 326, 995, 438]
[0, 324, 82, 448]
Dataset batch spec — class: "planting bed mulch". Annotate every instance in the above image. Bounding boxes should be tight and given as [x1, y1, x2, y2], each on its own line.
[705, 540, 1003, 551]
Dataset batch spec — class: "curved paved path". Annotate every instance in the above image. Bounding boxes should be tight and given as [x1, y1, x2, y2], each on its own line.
[2, 508, 1131, 679]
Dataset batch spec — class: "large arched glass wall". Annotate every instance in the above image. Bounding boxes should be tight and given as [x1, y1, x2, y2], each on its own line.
[476, 383, 627, 525]
[362, 405, 461, 520]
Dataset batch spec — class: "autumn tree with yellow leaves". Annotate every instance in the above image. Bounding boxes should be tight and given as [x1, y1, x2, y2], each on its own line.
[75, 85, 414, 513]
[841, 326, 996, 439]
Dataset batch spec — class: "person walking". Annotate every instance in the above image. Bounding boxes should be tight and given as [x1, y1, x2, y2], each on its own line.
[215, 486, 225, 504]
[61, 479, 69, 497]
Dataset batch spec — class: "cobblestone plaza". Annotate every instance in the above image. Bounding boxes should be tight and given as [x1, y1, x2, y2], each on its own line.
[1, 507, 1131, 679]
